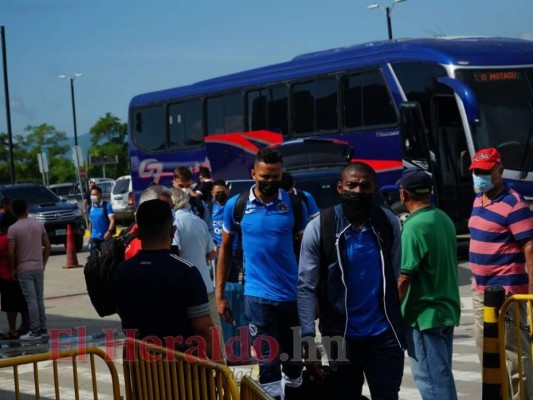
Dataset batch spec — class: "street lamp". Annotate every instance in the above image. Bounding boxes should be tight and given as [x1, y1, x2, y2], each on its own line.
[368, 0, 407, 40]
[59, 72, 83, 146]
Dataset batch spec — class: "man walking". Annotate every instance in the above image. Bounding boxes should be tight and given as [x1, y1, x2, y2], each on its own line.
[88, 185, 116, 252]
[469, 148, 533, 398]
[216, 147, 308, 399]
[210, 179, 240, 283]
[114, 199, 214, 358]
[396, 168, 460, 400]
[172, 187, 221, 358]
[7, 199, 51, 340]
[298, 162, 405, 399]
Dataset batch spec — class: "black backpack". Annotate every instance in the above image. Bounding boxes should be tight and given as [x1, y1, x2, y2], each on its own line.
[318, 205, 393, 299]
[84, 224, 137, 317]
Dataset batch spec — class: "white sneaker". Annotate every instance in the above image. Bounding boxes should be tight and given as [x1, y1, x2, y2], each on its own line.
[19, 331, 42, 341]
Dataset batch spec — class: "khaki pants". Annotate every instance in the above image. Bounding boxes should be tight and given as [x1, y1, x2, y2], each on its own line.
[472, 283, 533, 400]
[208, 291, 226, 363]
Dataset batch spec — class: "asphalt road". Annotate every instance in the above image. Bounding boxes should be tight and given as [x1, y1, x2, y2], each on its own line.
[0, 240, 484, 399]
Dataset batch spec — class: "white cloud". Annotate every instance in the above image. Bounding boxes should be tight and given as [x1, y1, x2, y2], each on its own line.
[521, 32, 533, 41]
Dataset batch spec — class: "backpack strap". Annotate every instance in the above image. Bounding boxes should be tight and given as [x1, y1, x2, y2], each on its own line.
[102, 201, 109, 223]
[207, 200, 215, 219]
[288, 193, 303, 240]
[293, 188, 309, 211]
[319, 207, 336, 275]
[233, 191, 248, 231]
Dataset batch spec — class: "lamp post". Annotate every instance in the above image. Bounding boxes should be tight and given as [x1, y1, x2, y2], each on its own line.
[367, 0, 407, 40]
[59, 72, 84, 198]
[59, 72, 83, 146]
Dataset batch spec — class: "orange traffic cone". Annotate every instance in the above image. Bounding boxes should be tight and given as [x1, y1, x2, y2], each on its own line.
[63, 223, 83, 269]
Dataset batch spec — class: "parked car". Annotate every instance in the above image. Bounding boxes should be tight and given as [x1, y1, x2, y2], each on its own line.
[111, 175, 135, 224]
[0, 183, 86, 251]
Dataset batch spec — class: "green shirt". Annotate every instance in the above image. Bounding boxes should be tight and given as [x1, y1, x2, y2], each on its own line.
[401, 205, 460, 330]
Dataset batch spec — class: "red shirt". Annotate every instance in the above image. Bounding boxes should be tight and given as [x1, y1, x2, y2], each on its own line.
[0, 233, 12, 280]
[124, 224, 141, 261]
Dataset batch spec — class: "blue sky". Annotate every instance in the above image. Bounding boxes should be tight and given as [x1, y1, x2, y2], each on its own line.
[1, 0, 532, 145]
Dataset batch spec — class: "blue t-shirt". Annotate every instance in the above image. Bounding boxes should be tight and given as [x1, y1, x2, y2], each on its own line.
[344, 225, 389, 339]
[89, 201, 114, 240]
[211, 202, 238, 252]
[114, 249, 210, 339]
[302, 190, 320, 219]
[223, 187, 307, 301]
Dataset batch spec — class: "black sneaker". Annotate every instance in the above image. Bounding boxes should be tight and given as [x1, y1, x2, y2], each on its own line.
[40, 329, 49, 338]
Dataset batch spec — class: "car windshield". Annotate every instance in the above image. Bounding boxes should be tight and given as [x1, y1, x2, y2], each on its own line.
[228, 180, 254, 198]
[2, 186, 59, 204]
[112, 179, 130, 194]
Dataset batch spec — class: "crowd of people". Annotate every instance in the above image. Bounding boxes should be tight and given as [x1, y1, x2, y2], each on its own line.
[0, 146, 532, 400]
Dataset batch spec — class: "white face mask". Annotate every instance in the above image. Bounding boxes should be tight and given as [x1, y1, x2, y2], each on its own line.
[90, 195, 99, 203]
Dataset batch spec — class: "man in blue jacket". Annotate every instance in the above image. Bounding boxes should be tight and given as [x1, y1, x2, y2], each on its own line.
[298, 162, 405, 400]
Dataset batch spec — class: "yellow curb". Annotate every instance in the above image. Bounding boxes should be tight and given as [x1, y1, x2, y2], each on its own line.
[83, 228, 124, 239]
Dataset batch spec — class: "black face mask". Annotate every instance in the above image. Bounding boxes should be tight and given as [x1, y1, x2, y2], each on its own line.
[257, 181, 281, 198]
[214, 192, 228, 204]
[341, 191, 375, 223]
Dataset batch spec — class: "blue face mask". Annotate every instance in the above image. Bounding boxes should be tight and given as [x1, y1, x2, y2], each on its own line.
[472, 173, 494, 193]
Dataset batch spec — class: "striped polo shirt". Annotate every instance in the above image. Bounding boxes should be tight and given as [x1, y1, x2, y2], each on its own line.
[469, 185, 533, 294]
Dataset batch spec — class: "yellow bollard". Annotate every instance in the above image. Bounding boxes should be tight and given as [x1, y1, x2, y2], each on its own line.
[482, 285, 505, 400]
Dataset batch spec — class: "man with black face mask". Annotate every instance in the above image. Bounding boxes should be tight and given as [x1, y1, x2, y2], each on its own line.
[209, 179, 239, 283]
[298, 162, 406, 400]
[216, 148, 308, 400]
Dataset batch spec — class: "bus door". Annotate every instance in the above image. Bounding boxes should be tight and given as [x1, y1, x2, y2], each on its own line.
[430, 95, 474, 233]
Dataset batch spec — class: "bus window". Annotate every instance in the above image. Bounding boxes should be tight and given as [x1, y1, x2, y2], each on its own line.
[133, 106, 166, 151]
[206, 92, 243, 135]
[342, 70, 397, 130]
[392, 62, 450, 126]
[293, 77, 337, 134]
[268, 86, 289, 135]
[246, 85, 289, 135]
[247, 89, 267, 130]
[169, 99, 203, 149]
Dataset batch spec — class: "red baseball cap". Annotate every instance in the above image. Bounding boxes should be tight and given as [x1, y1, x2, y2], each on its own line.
[469, 148, 502, 171]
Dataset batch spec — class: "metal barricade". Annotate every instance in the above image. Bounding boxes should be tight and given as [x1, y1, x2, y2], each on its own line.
[122, 337, 240, 399]
[497, 294, 533, 400]
[239, 375, 275, 400]
[0, 346, 122, 399]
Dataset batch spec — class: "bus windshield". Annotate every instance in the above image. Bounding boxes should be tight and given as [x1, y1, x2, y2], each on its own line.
[455, 68, 533, 172]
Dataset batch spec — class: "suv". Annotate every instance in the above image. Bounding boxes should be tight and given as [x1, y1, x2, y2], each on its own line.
[0, 183, 86, 251]
[270, 138, 354, 209]
[111, 175, 135, 224]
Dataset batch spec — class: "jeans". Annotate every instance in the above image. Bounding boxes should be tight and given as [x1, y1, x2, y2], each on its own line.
[406, 326, 457, 400]
[329, 330, 404, 400]
[244, 296, 302, 399]
[17, 269, 46, 333]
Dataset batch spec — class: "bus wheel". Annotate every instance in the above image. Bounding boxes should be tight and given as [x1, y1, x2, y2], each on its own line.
[390, 201, 409, 225]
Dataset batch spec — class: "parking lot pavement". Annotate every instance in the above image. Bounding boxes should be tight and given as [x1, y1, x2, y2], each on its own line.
[0, 242, 483, 399]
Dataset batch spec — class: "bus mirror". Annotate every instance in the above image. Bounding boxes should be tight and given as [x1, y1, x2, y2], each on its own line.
[437, 77, 480, 125]
[399, 101, 430, 169]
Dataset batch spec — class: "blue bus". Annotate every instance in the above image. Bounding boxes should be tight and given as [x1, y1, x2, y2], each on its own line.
[129, 37, 533, 233]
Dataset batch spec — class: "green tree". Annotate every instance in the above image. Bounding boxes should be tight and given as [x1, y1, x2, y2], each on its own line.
[0, 132, 15, 183]
[88, 113, 129, 178]
[14, 124, 74, 184]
